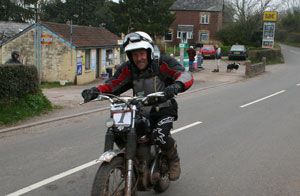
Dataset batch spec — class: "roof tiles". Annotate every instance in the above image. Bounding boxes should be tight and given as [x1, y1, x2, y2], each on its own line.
[170, 0, 223, 12]
[41, 22, 120, 48]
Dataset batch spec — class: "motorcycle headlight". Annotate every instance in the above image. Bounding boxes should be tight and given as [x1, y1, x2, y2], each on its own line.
[106, 118, 114, 128]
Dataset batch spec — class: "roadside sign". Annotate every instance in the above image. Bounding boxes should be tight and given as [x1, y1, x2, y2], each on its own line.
[263, 11, 278, 22]
[179, 43, 189, 48]
[263, 22, 276, 40]
[41, 35, 53, 44]
[262, 12, 277, 48]
[262, 40, 274, 48]
[76, 57, 82, 75]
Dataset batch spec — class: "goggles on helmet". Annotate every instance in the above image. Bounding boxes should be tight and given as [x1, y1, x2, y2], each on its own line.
[123, 32, 153, 48]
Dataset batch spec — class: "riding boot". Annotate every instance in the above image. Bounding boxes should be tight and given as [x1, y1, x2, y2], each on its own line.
[163, 146, 181, 181]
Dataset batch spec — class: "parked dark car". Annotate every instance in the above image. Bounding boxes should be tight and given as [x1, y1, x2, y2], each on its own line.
[228, 45, 248, 60]
[201, 44, 216, 59]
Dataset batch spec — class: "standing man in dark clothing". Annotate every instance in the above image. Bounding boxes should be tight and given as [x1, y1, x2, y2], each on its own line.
[5, 51, 21, 64]
[82, 31, 193, 181]
[186, 46, 196, 72]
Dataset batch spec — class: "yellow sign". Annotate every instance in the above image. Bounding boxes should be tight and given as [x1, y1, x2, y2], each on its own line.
[264, 11, 278, 22]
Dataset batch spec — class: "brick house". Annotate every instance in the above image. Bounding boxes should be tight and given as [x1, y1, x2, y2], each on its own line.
[166, 0, 224, 46]
[0, 22, 121, 84]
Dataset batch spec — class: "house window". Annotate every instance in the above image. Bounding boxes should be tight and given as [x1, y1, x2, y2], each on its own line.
[177, 31, 193, 39]
[165, 30, 173, 41]
[200, 14, 210, 24]
[85, 49, 91, 70]
[199, 32, 209, 42]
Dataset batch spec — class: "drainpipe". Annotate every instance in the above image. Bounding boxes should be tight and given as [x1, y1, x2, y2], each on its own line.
[34, 23, 37, 74]
[38, 24, 42, 83]
[70, 19, 73, 67]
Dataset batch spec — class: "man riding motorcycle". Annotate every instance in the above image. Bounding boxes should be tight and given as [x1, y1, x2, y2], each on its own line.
[82, 31, 193, 181]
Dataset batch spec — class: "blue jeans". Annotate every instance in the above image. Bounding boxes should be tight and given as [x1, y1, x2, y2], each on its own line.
[197, 56, 202, 67]
[189, 60, 194, 72]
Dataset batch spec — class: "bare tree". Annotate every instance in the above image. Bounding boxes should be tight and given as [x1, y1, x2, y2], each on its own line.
[282, 0, 300, 10]
[232, 0, 278, 22]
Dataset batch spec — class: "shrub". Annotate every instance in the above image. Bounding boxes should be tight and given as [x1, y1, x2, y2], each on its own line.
[0, 64, 39, 101]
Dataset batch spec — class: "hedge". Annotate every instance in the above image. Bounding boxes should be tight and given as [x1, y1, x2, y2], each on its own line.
[0, 64, 39, 102]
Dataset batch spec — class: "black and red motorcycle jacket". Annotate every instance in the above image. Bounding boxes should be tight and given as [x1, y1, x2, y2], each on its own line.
[95, 55, 193, 118]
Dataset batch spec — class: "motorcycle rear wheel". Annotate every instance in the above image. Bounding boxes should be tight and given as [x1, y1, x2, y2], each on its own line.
[91, 156, 136, 196]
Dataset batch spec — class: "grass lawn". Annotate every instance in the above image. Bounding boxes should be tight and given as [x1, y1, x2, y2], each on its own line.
[0, 91, 54, 126]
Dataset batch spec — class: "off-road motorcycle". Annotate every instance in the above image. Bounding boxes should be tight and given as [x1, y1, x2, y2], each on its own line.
[87, 92, 172, 196]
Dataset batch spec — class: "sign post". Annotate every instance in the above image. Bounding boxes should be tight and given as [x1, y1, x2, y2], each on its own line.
[179, 43, 185, 65]
[262, 11, 277, 48]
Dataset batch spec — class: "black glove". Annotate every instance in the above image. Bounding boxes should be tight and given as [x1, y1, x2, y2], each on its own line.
[81, 87, 100, 102]
[164, 82, 183, 99]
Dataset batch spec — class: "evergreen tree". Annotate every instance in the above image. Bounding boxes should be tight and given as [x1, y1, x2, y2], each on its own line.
[110, 0, 176, 38]
[0, 0, 35, 22]
[40, 0, 105, 26]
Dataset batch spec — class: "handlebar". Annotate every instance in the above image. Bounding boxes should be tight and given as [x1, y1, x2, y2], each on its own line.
[80, 92, 166, 105]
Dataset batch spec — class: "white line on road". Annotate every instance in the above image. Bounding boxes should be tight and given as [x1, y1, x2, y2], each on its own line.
[240, 90, 286, 108]
[290, 50, 300, 55]
[171, 121, 202, 134]
[6, 121, 202, 196]
[297, 83, 300, 86]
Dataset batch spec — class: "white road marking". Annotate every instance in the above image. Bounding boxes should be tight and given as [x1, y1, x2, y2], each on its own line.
[6, 160, 98, 196]
[290, 50, 300, 55]
[171, 121, 202, 134]
[297, 83, 300, 86]
[240, 90, 286, 108]
[7, 121, 202, 196]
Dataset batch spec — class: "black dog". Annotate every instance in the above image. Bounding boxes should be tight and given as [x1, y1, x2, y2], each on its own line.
[227, 62, 240, 72]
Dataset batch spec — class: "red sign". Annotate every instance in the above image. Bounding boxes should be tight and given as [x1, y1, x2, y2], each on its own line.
[41, 35, 53, 44]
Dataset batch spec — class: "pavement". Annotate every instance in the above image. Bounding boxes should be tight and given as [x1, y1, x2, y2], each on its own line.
[0, 57, 247, 131]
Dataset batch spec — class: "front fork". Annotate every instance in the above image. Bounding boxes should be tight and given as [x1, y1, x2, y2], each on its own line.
[125, 127, 136, 196]
[104, 128, 114, 152]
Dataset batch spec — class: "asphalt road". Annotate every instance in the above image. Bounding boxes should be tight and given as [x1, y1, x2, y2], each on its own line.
[1, 44, 300, 196]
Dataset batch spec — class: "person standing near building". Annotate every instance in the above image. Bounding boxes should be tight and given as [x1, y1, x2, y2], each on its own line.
[186, 45, 196, 72]
[212, 44, 221, 72]
[5, 51, 21, 64]
[196, 49, 204, 70]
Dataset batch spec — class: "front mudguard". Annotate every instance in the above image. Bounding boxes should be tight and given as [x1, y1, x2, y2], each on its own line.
[96, 149, 140, 189]
[96, 149, 125, 164]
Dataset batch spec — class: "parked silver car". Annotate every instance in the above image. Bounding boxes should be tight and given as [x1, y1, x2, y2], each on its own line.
[153, 45, 160, 60]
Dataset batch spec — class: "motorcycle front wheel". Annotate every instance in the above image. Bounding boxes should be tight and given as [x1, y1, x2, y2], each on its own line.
[153, 154, 170, 193]
[91, 156, 136, 196]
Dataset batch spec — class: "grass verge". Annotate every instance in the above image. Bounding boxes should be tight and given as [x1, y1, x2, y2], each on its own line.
[0, 91, 53, 126]
[250, 54, 285, 65]
[280, 42, 300, 48]
[266, 53, 285, 65]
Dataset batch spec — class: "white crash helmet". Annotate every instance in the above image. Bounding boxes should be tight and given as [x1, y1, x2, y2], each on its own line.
[123, 31, 154, 63]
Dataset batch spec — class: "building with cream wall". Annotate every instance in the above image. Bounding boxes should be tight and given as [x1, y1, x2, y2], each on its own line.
[0, 22, 121, 84]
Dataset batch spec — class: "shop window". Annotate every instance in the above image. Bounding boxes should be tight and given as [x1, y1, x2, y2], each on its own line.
[85, 49, 90, 70]
[106, 49, 113, 66]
